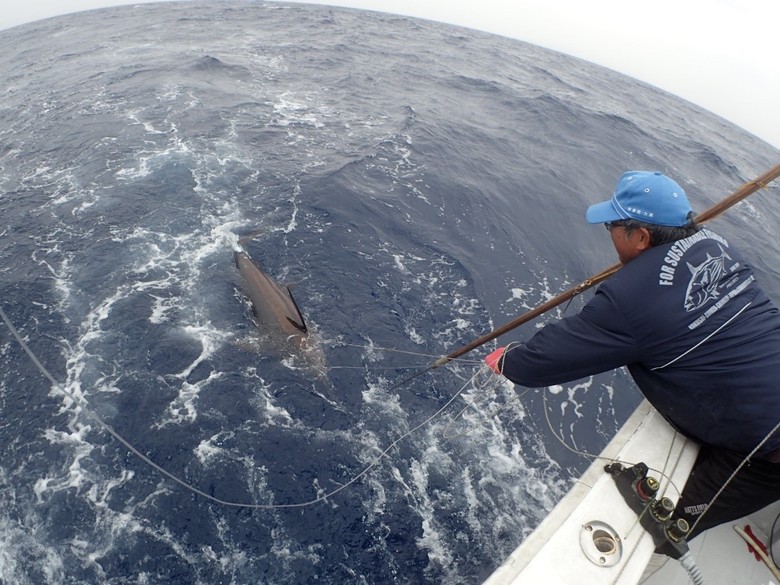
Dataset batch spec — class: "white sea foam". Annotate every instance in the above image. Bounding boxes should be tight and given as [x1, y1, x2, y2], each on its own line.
[241, 368, 295, 428]
[148, 293, 176, 324]
[195, 432, 230, 465]
[0, 508, 66, 584]
[362, 382, 407, 426]
[272, 92, 324, 128]
[409, 456, 456, 578]
[36, 422, 96, 497]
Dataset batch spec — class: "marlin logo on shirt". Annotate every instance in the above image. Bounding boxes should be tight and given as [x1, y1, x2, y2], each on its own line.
[683, 246, 732, 312]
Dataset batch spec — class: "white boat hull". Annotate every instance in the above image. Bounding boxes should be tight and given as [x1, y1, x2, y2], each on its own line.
[484, 399, 780, 584]
[484, 400, 694, 584]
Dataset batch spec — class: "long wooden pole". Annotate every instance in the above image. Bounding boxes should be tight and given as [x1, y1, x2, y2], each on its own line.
[431, 162, 780, 368]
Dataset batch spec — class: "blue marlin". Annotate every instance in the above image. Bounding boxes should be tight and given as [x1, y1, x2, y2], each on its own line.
[234, 247, 327, 376]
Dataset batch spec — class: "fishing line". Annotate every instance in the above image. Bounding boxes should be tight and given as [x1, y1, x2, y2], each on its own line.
[541, 389, 685, 498]
[337, 343, 482, 369]
[326, 343, 482, 374]
[687, 419, 780, 537]
[440, 374, 530, 441]
[0, 304, 477, 510]
[334, 342, 483, 364]
[440, 369, 499, 440]
[332, 344, 482, 392]
[328, 364, 437, 371]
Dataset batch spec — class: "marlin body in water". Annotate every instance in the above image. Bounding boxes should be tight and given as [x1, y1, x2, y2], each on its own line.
[234, 247, 327, 376]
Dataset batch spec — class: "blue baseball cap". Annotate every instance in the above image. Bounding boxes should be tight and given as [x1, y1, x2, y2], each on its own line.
[586, 171, 693, 227]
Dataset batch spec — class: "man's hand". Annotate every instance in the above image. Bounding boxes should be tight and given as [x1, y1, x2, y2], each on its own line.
[485, 346, 506, 374]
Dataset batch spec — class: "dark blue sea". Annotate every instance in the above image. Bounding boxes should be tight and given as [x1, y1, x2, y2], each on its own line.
[1, 2, 779, 583]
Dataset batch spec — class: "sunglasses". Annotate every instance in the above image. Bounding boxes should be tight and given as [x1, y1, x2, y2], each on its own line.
[604, 221, 626, 232]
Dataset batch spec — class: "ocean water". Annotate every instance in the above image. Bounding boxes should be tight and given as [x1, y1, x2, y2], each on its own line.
[1, 2, 779, 583]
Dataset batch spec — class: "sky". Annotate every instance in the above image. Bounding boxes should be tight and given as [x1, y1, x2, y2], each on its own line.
[2, 0, 779, 149]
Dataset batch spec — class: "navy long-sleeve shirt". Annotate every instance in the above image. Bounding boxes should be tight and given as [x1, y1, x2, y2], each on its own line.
[499, 228, 780, 458]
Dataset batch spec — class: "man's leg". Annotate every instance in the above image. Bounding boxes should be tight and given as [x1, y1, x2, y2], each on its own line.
[673, 446, 780, 540]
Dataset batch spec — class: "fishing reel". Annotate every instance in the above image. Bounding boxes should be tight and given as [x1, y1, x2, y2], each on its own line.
[604, 461, 690, 559]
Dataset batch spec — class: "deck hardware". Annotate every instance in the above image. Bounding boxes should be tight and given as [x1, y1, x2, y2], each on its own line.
[580, 521, 622, 567]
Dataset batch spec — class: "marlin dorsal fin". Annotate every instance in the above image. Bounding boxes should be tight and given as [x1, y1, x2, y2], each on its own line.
[285, 287, 308, 333]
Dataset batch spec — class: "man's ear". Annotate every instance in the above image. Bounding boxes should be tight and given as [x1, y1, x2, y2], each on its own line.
[636, 227, 652, 250]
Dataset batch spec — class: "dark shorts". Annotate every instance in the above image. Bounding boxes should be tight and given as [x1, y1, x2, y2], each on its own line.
[673, 446, 780, 540]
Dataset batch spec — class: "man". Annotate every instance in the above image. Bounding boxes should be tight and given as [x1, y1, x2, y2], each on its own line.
[485, 170, 780, 542]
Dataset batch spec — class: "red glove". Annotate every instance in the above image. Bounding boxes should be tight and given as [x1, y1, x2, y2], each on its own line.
[485, 346, 506, 374]
[743, 524, 769, 561]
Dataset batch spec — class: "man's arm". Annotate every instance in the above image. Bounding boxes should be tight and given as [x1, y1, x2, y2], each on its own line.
[494, 289, 642, 387]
